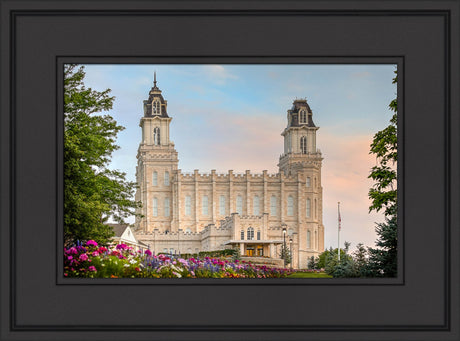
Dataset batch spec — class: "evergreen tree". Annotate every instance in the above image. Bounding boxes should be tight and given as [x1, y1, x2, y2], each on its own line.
[64, 64, 141, 246]
[367, 70, 398, 277]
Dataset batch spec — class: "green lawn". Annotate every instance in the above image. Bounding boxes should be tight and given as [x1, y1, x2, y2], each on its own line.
[287, 272, 333, 278]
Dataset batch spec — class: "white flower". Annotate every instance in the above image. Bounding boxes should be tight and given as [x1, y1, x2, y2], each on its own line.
[129, 259, 137, 265]
[124, 264, 130, 267]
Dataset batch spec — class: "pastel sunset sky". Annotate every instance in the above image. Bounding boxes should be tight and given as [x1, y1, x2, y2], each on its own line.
[81, 64, 397, 251]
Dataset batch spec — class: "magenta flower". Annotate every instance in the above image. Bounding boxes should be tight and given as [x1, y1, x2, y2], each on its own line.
[88, 266, 97, 272]
[67, 247, 78, 255]
[91, 251, 99, 257]
[79, 253, 88, 261]
[145, 250, 152, 256]
[86, 240, 98, 247]
[116, 243, 127, 250]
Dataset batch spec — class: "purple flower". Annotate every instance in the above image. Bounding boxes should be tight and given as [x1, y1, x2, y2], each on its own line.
[116, 243, 127, 250]
[86, 240, 98, 247]
[88, 266, 97, 272]
[145, 250, 152, 256]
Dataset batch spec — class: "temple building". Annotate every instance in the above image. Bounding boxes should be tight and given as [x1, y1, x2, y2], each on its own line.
[134, 75, 325, 269]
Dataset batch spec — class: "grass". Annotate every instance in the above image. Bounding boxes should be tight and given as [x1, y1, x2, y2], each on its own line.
[287, 272, 333, 278]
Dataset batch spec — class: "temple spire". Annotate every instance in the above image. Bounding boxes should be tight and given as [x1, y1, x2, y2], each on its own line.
[154, 71, 157, 87]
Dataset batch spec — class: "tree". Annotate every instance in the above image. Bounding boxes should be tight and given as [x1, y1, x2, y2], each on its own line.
[367, 211, 398, 277]
[352, 243, 372, 277]
[367, 70, 398, 277]
[64, 64, 141, 246]
[307, 256, 319, 270]
[279, 243, 291, 267]
[368, 70, 397, 216]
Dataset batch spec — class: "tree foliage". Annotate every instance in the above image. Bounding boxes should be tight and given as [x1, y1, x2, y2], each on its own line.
[366, 70, 398, 277]
[368, 71, 397, 216]
[64, 64, 141, 246]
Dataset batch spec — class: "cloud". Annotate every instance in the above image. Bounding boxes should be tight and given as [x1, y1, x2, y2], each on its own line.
[202, 65, 238, 85]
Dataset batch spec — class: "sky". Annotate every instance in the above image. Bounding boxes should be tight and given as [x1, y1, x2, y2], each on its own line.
[80, 64, 397, 251]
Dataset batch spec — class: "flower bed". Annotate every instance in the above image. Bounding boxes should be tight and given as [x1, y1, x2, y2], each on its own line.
[64, 240, 298, 278]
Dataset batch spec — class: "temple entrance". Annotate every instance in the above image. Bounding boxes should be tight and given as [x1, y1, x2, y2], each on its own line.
[246, 245, 264, 257]
[246, 246, 255, 256]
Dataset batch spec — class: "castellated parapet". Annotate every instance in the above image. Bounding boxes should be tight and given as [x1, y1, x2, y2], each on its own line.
[133, 78, 324, 268]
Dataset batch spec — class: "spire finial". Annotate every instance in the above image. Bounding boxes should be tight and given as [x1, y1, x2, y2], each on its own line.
[154, 71, 157, 87]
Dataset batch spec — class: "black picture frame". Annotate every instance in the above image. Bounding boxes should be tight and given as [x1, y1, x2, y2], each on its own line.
[0, 1, 459, 340]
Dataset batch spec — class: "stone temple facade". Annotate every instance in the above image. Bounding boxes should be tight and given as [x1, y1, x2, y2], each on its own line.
[134, 76, 325, 269]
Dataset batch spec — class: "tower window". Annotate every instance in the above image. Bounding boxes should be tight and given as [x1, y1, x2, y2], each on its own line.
[185, 196, 191, 216]
[300, 110, 307, 124]
[253, 195, 260, 215]
[241, 230, 244, 240]
[300, 136, 307, 154]
[270, 196, 277, 216]
[202, 195, 209, 215]
[287, 195, 294, 216]
[236, 195, 243, 215]
[257, 230, 261, 240]
[153, 127, 160, 145]
[153, 100, 160, 115]
[219, 195, 226, 215]
[164, 198, 170, 217]
[152, 197, 158, 217]
[314, 198, 317, 219]
[152, 171, 158, 186]
[306, 177, 311, 187]
[307, 230, 311, 248]
[164, 171, 170, 186]
[306, 198, 311, 218]
[247, 227, 254, 240]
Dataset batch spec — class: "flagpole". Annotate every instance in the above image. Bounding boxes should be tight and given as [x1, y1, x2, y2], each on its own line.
[338, 201, 341, 261]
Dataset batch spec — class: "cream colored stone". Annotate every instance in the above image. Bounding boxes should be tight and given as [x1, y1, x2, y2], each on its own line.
[134, 85, 324, 269]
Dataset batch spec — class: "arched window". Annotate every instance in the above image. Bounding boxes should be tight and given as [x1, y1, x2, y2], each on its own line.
[307, 230, 311, 248]
[253, 195, 260, 215]
[164, 198, 170, 217]
[185, 228, 192, 234]
[236, 195, 243, 215]
[247, 227, 254, 240]
[257, 230, 261, 240]
[306, 198, 311, 218]
[152, 171, 158, 186]
[287, 195, 294, 216]
[300, 136, 307, 154]
[219, 195, 226, 215]
[164, 171, 170, 186]
[270, 196, 277, 216]
[202, 195, 209, 215]
[152, 197, 158, 217]
[240, 230, 244, 240]
[314, 177, 317, 188]
[185, 195, 191, 216]
[153, 100, 160, 115]
[153, 127, 160, 145]
[300, 110, 307, 124]
[306, 177, 311, 188]
[315, 230, 318, 249]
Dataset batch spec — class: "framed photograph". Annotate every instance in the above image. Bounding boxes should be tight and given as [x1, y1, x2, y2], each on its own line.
[1, 1, 458, 341]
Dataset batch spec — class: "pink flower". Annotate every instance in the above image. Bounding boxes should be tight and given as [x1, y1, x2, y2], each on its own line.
[98, 246, 107, 253]
[116, 243, 127, 250]
[91, 251, 99, 257]
[86, 240, 98, 247]
[79, 253, 88, 261]
[88, 266, 97, 272]
[67, 247, 78, 255]
[145, 250, 152, 256]
[67, 256, 73, 260]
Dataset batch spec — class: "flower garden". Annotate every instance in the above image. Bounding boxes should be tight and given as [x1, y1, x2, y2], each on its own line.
[64, 240, 318, 278]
